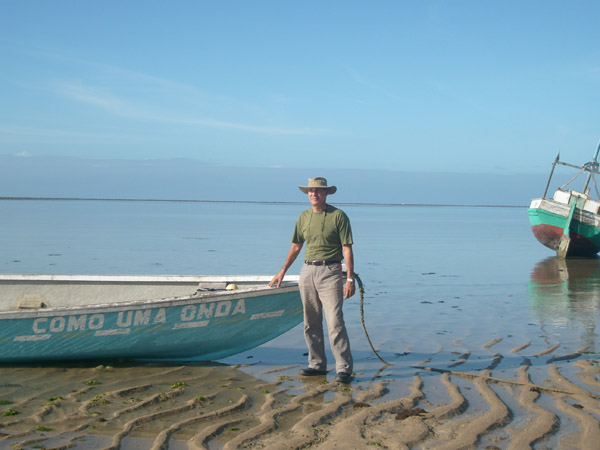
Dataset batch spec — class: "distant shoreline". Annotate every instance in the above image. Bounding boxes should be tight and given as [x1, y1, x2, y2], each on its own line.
[0, 196, 526, 208]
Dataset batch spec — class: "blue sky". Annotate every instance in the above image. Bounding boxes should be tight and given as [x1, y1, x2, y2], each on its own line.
[2, 1, 600, 174]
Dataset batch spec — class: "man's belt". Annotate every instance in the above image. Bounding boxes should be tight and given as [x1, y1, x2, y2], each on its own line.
[304, 260, 341, 266]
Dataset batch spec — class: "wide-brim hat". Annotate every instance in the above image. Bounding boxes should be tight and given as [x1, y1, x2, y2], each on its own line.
[298, 177, 337, 194]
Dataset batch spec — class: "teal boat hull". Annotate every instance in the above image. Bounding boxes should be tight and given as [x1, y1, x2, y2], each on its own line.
[0, 275, 303, 363]
[529, 196, 600, 257]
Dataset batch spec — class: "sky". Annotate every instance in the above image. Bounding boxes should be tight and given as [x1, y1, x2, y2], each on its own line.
[2, 1, 600, 178]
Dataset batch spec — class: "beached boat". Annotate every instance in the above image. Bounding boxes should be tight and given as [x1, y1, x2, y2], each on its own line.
[0, 274, 302, 363]
[529, 142, 600, 257]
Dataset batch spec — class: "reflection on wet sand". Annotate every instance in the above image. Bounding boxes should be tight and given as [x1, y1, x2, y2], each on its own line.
[530, 257, 600, 292]
[529, 256, 600, 304]
[529, 256, 600, 351]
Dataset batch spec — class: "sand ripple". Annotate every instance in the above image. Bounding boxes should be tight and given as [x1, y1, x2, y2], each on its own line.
[1, 348, 599, 449]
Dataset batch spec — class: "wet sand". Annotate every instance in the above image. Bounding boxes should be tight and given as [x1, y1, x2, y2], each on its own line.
[1, 346, 599, 450]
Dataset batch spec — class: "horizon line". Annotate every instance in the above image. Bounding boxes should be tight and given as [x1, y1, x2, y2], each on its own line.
[0, 196, 527, 208]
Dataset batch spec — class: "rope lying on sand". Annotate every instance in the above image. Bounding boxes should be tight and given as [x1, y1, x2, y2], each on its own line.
[355, 273, 392, 367]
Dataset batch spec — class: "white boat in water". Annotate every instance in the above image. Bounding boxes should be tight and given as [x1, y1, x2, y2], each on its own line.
[0, 274, 302, 363]
[529, 142, 600, 258]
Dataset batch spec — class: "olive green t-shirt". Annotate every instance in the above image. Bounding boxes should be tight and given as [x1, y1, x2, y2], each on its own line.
[292, 205, 353, 261]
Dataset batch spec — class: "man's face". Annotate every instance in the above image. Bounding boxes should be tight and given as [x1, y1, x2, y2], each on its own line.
[308, 188, 328, 207]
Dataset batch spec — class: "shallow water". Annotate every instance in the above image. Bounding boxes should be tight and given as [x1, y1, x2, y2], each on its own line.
[2, 200, 599, 378]
[2, 199, 600, 448]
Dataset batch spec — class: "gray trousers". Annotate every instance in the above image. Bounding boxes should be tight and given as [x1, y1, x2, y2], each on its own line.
[299, 262, 353, 374]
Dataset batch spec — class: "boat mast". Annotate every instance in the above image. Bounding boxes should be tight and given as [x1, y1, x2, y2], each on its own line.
[582, 140, 600, 195]
[543, 153, 560, 198]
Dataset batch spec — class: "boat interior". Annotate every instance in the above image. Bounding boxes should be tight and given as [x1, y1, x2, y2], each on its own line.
[0, 275, 299, 311]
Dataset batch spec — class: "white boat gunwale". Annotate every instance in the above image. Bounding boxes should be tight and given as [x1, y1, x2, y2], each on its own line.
[1, 285, 300, 319]
[530, 197, 600, 227]
[0, 274, 300, 283]
[0, 274, 300, 319]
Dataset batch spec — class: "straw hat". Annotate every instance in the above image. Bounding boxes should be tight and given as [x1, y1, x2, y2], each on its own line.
[298, 177, 337, 194]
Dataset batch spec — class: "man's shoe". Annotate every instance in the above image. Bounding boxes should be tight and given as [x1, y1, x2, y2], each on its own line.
[299, 367, 327, 376]
[335, 372, 353, 383]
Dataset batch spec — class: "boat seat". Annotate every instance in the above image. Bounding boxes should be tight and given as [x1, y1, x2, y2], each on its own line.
[17, 295, 48, 309]
[196, 282, 228, 292]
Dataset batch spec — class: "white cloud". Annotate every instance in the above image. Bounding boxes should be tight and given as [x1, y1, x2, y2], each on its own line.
[54, 81, 332, 136]
[56, 82, 142, 117]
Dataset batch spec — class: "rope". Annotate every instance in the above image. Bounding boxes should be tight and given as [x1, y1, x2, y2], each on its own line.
[355, 273, 392, 367]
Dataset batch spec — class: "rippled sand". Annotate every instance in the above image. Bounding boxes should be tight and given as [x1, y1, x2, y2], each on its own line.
[1, 344, 599, 450]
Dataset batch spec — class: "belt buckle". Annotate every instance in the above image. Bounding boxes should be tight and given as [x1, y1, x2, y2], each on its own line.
[306, 260, 325, 266]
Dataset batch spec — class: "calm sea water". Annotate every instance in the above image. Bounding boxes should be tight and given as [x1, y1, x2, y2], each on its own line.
[2, 199, 599, 379]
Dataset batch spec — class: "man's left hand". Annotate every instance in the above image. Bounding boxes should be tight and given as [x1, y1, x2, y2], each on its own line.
[344, 280, 356, 300]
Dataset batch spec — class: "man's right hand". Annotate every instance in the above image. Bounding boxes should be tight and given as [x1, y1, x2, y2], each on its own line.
[269, 243, 302, 288]
[268, 270, 285, 288]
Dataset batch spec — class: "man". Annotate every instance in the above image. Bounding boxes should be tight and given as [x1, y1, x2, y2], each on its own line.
[269, 177, 355, 384]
